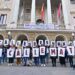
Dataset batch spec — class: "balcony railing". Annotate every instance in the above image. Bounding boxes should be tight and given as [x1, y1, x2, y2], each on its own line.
[0, 23, 66, 31]
[17, 23, 66, 30]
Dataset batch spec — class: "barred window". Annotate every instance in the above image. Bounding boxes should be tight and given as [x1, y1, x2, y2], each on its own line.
[0, 14, 7, 25]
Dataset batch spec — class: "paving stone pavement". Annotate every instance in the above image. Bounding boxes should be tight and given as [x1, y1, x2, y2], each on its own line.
[0, 66, 75, 75]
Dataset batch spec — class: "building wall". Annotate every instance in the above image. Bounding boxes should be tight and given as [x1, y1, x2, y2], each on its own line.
[0, 0, 75, 29]
[0, 0, 13, 27]
[0, 30, 72, 41]
[0, 0, 75, 42]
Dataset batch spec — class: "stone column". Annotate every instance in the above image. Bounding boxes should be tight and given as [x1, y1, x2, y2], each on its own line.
[7, 0, 20, 28]
[61, 0, 71, 29]
[47, 0, 52, 24]
[31, 0, 36, 24]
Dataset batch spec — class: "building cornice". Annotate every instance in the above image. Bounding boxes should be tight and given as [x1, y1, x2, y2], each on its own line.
[0, 29, 75, 33]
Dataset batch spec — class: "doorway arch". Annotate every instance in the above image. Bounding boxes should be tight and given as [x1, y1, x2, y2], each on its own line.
[55, 35, 65, 41]
[36, 35, 47, 44]
[16, 34, 28, 44]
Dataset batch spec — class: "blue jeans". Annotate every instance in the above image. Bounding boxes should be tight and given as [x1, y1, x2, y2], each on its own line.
[0, 57, 2, 64]
[34, 57, 39, 66]
[24, 57, 28, 66]
[2, 55, 7, 63]
[40, 56, 45, 64]
[45, 53, 49, 64]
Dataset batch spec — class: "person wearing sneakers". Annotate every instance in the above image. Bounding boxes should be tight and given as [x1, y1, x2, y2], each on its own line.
[39, 45, 46, 67]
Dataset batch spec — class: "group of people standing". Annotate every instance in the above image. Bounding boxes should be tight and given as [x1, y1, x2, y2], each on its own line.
[0, 43, 74, 68]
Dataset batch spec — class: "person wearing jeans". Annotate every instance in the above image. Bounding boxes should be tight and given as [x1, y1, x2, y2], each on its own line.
[39, 45, 46, 66]
[23, 57, 28, 66]
[33, 46, 39, 66]
[0, 57, 2, 64]
[2, 46, 8, 63]
[45, 46, 49, 64]
[34, 57, 39, 66]
[23, 46, 30, 66]
[0, 45, 3, 64]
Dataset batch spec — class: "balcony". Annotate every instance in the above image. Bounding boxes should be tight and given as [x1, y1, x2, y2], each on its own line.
[0, 23, 66, 31]
[17, 23, 66, 31]
[0, 24, 6, 29]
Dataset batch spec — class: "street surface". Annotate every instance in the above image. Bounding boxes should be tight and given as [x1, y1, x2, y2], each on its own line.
[0, 66, 75, 75]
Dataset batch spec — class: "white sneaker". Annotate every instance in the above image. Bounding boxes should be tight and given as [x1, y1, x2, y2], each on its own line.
[41, 64, 43, 67]
[43, 64, 46, 67]
[8, 64, 12, 66]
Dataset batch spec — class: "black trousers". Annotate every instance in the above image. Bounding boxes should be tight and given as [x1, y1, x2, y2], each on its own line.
[69, 57, 73, 67]
[9, 58, 14, 63]
[59, 57, 66, 66]
[51, 57, 56, 67]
